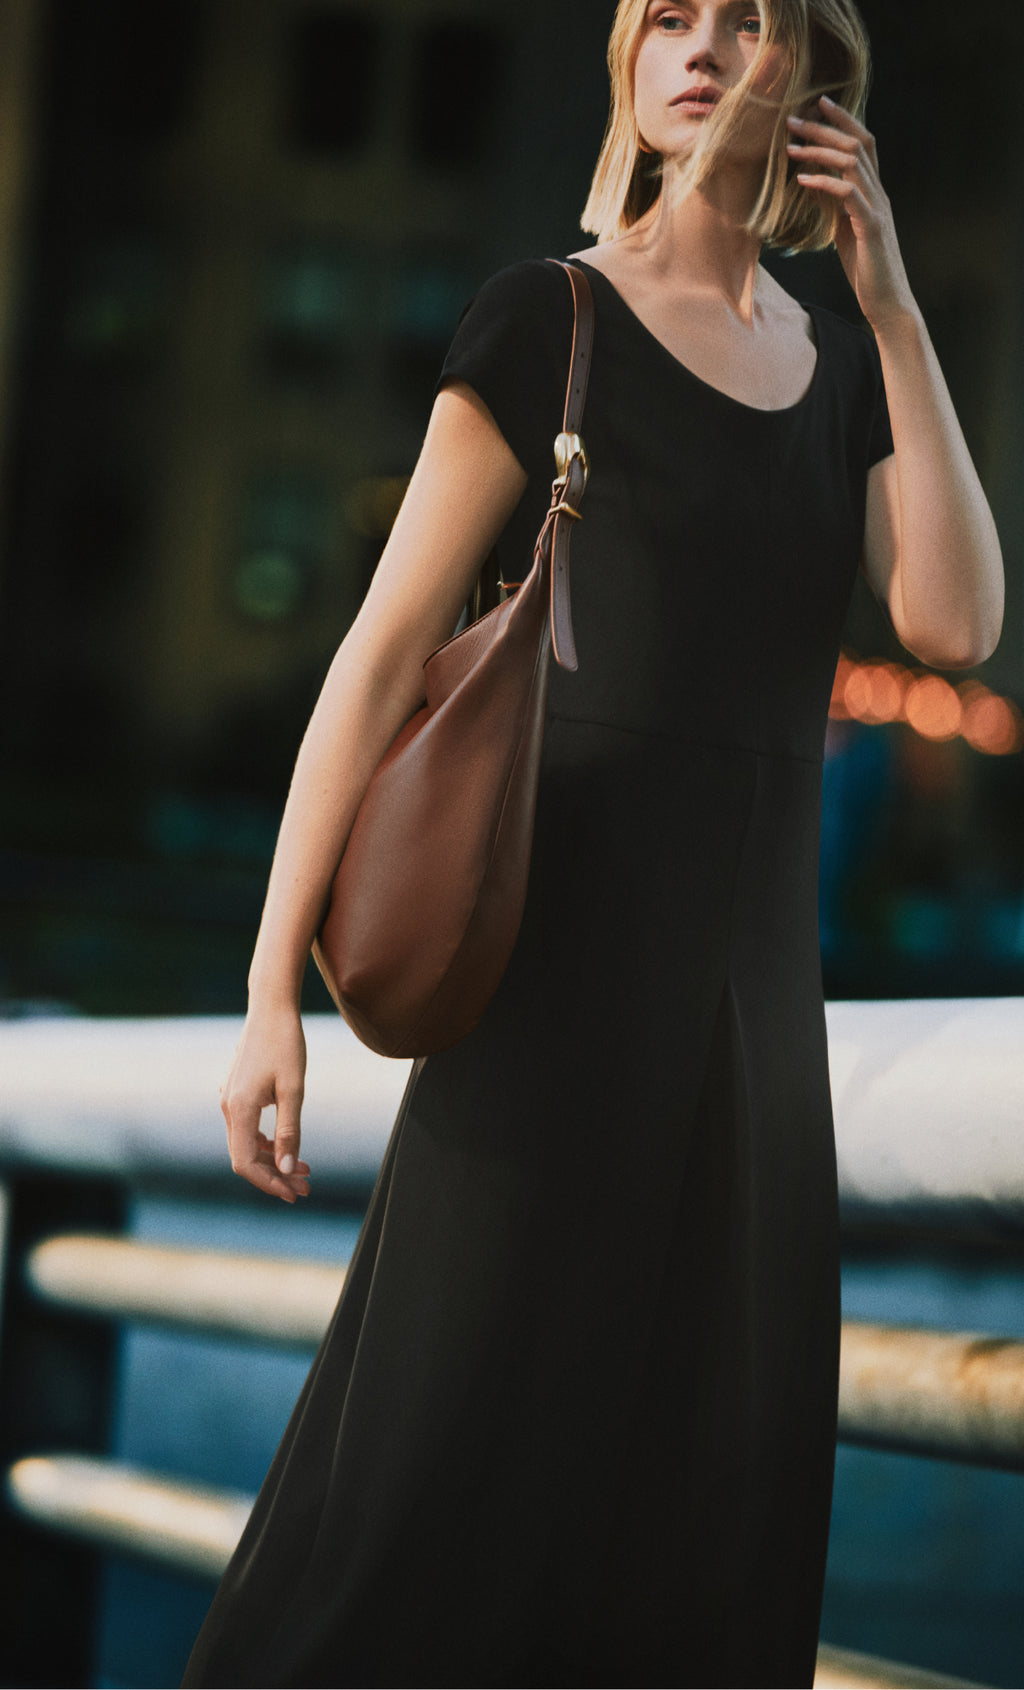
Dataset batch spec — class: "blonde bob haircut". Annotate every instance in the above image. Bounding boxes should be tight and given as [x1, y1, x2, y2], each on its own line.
[581, 0, 872, 253]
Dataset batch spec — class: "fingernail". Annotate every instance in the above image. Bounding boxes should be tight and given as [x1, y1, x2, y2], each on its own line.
[279, 1153, 296, 1175]
[820, 94, 835, 105]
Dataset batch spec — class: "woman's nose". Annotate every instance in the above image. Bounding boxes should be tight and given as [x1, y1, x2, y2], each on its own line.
[686, 10, 726, 72]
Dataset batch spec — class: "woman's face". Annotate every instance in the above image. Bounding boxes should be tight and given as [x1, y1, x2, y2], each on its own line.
[633, 0, 791, 165]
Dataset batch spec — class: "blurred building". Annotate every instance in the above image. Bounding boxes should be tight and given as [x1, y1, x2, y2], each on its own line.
[0, 0, 612, 790]
[0, 0, 1020, 1010]
[0, 0, 1021, 781]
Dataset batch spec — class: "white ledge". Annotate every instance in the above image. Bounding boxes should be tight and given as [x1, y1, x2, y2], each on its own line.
[0, 1003, 1022, 1223]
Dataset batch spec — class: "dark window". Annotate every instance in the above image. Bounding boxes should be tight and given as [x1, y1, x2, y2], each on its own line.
[409, 23, 500, 170]
[51, 478, 149, 614]
[283, 10, 380, 156]
[45, 0, 200, 149]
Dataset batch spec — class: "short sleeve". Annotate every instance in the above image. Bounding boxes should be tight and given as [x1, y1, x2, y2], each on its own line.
[433, 259, 577, 488]
[866, 333, 894, 468]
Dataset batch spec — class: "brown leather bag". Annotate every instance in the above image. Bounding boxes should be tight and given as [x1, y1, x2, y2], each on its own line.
[312, 261, 594, 1058]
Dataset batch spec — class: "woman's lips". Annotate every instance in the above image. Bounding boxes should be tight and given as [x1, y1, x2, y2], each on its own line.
[671, 87, 723, 115]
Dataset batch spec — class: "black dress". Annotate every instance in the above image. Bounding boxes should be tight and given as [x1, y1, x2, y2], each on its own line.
[183, 256, 894, 1689]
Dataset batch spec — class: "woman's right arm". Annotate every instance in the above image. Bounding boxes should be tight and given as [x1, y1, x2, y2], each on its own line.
[221, 381, 529, 1202]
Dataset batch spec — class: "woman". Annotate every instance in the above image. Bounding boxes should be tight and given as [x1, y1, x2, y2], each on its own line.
[184, 1, 1003, 1685]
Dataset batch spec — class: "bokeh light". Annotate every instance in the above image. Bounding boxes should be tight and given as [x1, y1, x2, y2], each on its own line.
[829, 654, 856, 719]
[830, 651, 1022, 758]
[961, 691, 1024, 757]
[903, 674, 963, 742]
[843, 661, 907, 725]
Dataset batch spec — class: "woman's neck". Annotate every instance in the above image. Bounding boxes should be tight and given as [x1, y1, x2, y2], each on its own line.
[617, 162, 767, 325]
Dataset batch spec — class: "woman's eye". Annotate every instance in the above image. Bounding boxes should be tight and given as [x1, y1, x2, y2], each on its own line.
[651, 6, 758, 35]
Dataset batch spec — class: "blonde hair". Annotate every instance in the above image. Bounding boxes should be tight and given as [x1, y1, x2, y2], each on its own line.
[580, 0, 871, 253]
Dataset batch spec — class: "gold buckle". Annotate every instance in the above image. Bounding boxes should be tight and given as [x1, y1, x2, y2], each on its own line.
[553, 431, 589, 490]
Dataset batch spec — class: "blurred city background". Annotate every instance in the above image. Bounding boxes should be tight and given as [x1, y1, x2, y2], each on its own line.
[0, 0, 1022, 1687]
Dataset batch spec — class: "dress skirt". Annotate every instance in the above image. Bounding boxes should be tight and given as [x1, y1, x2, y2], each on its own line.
[183, 721, 841, 1688]
[183, 253, 894, 1688]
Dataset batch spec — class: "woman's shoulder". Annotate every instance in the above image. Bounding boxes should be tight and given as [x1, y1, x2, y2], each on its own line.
[455, 257, 578, 331]
[804, 296, 875, 340]
[802, 297, 883, 375]
[441, 257, 578, 393]
[435, 259, 579, 481]
[797, 296, 891, 460]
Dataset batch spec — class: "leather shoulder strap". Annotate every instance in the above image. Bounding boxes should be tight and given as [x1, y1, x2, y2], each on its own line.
[542, 259, 594, 672]
[554, 261, 594, 435]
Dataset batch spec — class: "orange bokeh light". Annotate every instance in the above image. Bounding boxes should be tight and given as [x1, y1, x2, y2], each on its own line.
[904, 674, 963, 741]
[961, 692, 1024, 756]
[843, 661, 907, 725]
[829, 651, 1021, 756]
[829, 655, 857, 719]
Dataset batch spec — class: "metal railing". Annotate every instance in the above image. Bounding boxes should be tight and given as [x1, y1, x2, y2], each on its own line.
[6, 1452, 253, 1582]
[3, 1004, 1022, 1689]
[25, 1232, 347, 1346]
[2, 1457, 982, 1689]
[839, 1320, 1024, 1472]
[19, 1230, 1024, 1475]
[7, 1230, 1001, 1689]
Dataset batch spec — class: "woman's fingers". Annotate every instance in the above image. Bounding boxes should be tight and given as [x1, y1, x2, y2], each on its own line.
[272, 1082, 304, 1177]
[787, 104, 883, 224]
[242, 1157, 306, 1204]
[788, 143, 865, 176]
[792, 94, 875, 146]
[787, 98, 879, 172]
[815, 94, 876, 149]
[787, 129, 873, 182]
[221, 1100, 310, 1203]
[225, 1107, 311, 1202]
[791, 177, 872, 221]
[219, 1009, 310, 1204]
[234, 1139, 310, 1204]
[788, 117, 859, 152]
[254, 1129, 311, 1181]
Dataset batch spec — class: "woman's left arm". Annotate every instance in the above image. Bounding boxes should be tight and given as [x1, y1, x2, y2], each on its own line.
[787, 97, 1004, 669]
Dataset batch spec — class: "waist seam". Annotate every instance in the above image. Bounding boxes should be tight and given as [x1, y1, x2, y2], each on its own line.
[546, 711, 825, 767]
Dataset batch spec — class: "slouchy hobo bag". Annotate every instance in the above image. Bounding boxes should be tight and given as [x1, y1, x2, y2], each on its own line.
[312, 260, 594, 1058]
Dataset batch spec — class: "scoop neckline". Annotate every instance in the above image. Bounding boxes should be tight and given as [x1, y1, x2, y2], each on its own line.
[565, 256, 823, 418]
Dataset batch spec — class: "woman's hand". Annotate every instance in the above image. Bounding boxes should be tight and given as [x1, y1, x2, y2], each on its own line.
[786, 97, 916, 332]
[220, 1006, 312, 1203]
